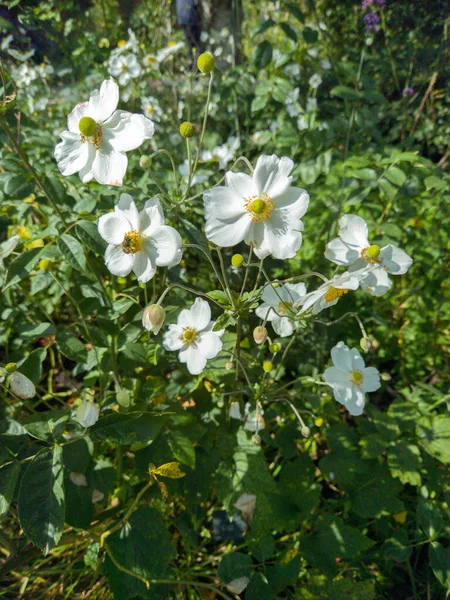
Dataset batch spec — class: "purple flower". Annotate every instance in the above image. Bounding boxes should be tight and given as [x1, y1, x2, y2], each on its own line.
[361, 0, 374, 8]
[402, 87, 414, 97]
[364, 12, 379, 32]
[376, 0, 386, 6]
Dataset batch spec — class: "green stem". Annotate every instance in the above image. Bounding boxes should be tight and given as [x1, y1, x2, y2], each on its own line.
[239, 245, 253, 297]
[192, 72, 214, 176]
[215, 248, 233, 303]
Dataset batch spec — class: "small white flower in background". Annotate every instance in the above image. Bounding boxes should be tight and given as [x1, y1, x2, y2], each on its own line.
[226, 577, 250, 595]
[98, 194, 182, 283]
[203, 154, 309, 260]
[55, 79, 154, 186]
[178, 160, 209, 186]
[297, 271, 362, 315]
[111, 28, 139, 55]
[0, 236, 20, 270]
[163, 298, 224, 375]
[11, 63, 37, 86]
[92, 489, 105, 503]
[287, 103, 300, 117]
[108, 53, 141, 86]
[321, 58, 332, 70]
[141, 96, 163, 122]
[325, 214, 413, 296]
[306, 97, 318, 112]
[142, 53, 159, 69]
[36, 62, 54, 79]
[309, 73, 322, 89]
[285, 87, 300, 105]
[256, 283, 306, 337]
[156, 41, 185, 62]
[75, 401, 100, 428]
[1, 34, 13, 51]
[297, 115, 309, 131]
[69, 472, 88, 487]
[251, 131, 265, 145]
[8, 47, 36, 62]
[235, 493, 257, 524]
[230, 401, 265, 432]
[323, 341, 381, 416]
[284, 63, 300, 78]
[201, 136, 240, 171]
[307, 48, 319, 58]
[34, 97, 49, 112]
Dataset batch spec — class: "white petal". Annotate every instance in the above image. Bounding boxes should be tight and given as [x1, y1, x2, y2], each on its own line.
[189, 298, 211, 330]
[350, 347, 365, 371]
[362, 367, 381, 393]
[226, 577, 250, 595]
[203, 185, 246, 220]
[98, 212, 130, 245]
[205, 214, 251, 247]
[230, 402, 243, 420]
[323, 366, 352, 404]
[104, 244, 134, 276]
[102, 110, 154, 152]
[276, 186, 309, 215]
[196, 331, 223, 359]
[285, 282, 307, 300]
[150, 226, 182, 267]
[140, 198, 165, 234]
[380, 244, 413, 275]
[344, 386, 366, 416]
[88, 79, 119, 123]
[92, 143, 128, 186]
[163, 324, 184, 351]
[272, 316, 294, 337]
[67, 101, 92, 133]
[78, 149, 96, 182]
[257, 211, 303, 259]
[338, 214, 369, 249]
[179, 345, 207, 375]
[133, 250, 156, 283]
[325, 237, 360, 266]
[10, 372, 35, 399]
[330, 342, 353, 372]
[254, 154, 293, 199]
[255, 302, 276, 322]
[115, 194, 140, 230]
[225, 171, 255, 199]
[55, 132, 90, 176]
[360, 267, 392, 296]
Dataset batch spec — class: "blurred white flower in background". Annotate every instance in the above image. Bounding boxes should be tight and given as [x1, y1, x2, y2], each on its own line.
[309, 73, 322, 89]
[201, 136, 240, 170]
[109, 53, 141, 86]
[141, 96, 163, 122]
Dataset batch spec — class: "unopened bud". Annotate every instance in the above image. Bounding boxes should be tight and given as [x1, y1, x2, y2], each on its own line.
[117, 390, 131, 407]
[197, 52, 215, 73]
[5, 362, 17, 374]
[140, 155, 151, 169]
[263, 361, 273, 373]
[39, 258, 52, 271]
[142, 304, 165, 334]
[231, 253, 244, 267]
[269, 343, 279, 353]
[253, 325, 268, 345]
[301, 425, 311, 438]
[75, 401, 100, 428]
[179, 121, 195, 138]
[252, 433, 261, 445]
[225, 361, 234, 371]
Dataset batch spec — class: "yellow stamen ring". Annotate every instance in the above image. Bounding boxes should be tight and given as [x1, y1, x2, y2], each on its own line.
[122, 230, 142, 255]
[244, 192, 275, 223]
[324, 287, 349, 303]
[179, 327, 197, 345]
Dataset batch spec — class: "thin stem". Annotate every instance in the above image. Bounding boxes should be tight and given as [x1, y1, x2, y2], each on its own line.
[312, 311, 367, 340]
[156, 283, 224, 308]
[192, 72, 214, 175]
[215, 248, 233, 303]
[182, 137, 193, 201]
[272, 396, 308, 431]
[239, 245, 253, 297]
[182, 243, 225, 290]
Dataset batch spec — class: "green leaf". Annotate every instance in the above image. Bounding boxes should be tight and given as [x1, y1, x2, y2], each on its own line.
[0, 419, 27, 436]
[378, 177, 398, 200]
[286, 2, 304, 22]
[4, 173, 34, 199]
[417, 499, 444, 540]
[279, 22, 297, 42]
[246, 573, 271, 600]
[416, 415, 450, 464]
[89, 412, 166, 445]
[350, 465, 403, 518]
[18, 322, 56, 339]
[382, 529, 412, 562]
[57, 332, 88, 363]
[76, 220, 107, 256]
[18, 446, 65, 554]
[254, 41, 273, 69]
[302, 26, 318, 43]
[251, 94, 269, 113]
[0, 461, 20, 517]
[207, 290, 231, 306]
[3, 247, 42, 291]
[19, 347, 47, 383]
[429, 542, 450, 588]
[388, 441, 422, 486]
[213, 311, 236, 332]
[218, 551, 252, 584]
[167, 429, 196, 469]
[251, 18, 275, 37]
[348, 168, 377, 181]
[21, 410, 69, 442]
[384, 166, 406, 186]
[57, 233, 88, 273]
[331, 85, 360, 101]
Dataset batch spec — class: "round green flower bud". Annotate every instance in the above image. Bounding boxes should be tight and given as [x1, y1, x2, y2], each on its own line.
[360, 337, 372, 352]
[197, 52, 215, 73]
[5, 362, 17, 374]
[78, 116, 97, 137]
[269, 343, 280, 353]
[253, 326, 268, 345]
[366, 244, 381, 259]
[263, 361, 273, 373]
[301, 425, 311, 438]
[231, 253, 244, 267]
[140, 155, 152, 169]
[39, 258, 52, 271]
[179, 121, 195, 138]
[142, 304, 166, 335]
[117, 390, 131, 407]
[225, 361, 234, 371]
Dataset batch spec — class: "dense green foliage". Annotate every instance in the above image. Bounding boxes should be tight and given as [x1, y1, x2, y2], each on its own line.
[0, 1, 449, 599]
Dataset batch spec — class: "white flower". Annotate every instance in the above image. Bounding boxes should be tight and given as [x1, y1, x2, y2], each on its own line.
[55, 79, 154, 186]
[325, 214, 413, 296]
[323, 341, 381, 416]
[297, 271, 362, 315]
[230, 401, 265, 432]
[297, 115, 309, 131]
[201, 136, 240, 170]
[34, 97, 49, 111]
[156, 41, 184, 62]
[284, 63, 300, 78]
[226, 578, 250, 595]
[251, 131, 265, 145]
[141, 95, 163, 122]
[235, 493, 257, 523]
[111, 29, 139, 55]
[256, 283, 306, 337]
[0, 236, 19, 270]
[309, 73, 322, 89]
[321, 58, 332, 70]
[75, 401, 100, 428]
[203, 154, 309, 260]
[98, 194, 182, 283]
[285, 87, 300, 105]
[36, 62, 54, 79]
[8, 48, 35, 62]
[12, 63, 37, 86]
[163, 298, 224, 375]
[142, 53, 159, 69]
[108, 53, 141, 86]
[287, 103, 300, 117]
[307, 48, 319, 58]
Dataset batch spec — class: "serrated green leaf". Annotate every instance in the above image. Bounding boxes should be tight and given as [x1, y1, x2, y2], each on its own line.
[330, 85, 360, 101]
[254, 41, 272, 69]
[57, 233, 88, 273]
[417, 499, 443, 540]
[0, 461, 20, 517]
[279, 22, 297, 42]
[21, 410, 69, 442]
[89, 412, 166, 445]
[417, 415, 450, 463]
[207, 290, 231, 306]
[76, 220, 107, 256]
[3, 247, 42, 291]
[57, 332, 88, 363]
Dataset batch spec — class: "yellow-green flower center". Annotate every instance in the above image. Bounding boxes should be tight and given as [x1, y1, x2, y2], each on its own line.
[361, 244, 381, 263]
[245, 192, 275, 223]
[180, 327, 197, 345]
[5, 362, 17, 374]
[324, 286, 349, 303]
[122, 230, 142, 255]
[79, 116, 97, 138]
[278, 301, 293, 316]
[351, 370, 364, 386]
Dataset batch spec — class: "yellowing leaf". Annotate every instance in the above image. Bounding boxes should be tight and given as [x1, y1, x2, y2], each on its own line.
[152, 462, 186, 479]
[393, 510, 408, 524]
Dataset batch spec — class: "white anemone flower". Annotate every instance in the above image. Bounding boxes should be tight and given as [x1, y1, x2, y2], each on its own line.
[201, 136, 240, 170]
[0, 236, 20, 270]
[98, 194, 182, 283]
[111, 29, 139, 55]
[156, 41, 185, 62]
[163, 298, 224, 375]
[108, 53, 141, 86]
[309, 73, 322, 89]
[325, 214, 413, 296]
[256, 283, 306, 337]
[297, 271, 362, 315]
[323, 341, 381, 416]
[55, 79, 154, 186]
[179, 160, 209, 186]
[142, 53, 159, 69]
[141, 96, 163, 122]
[203, 154, 309, 260]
